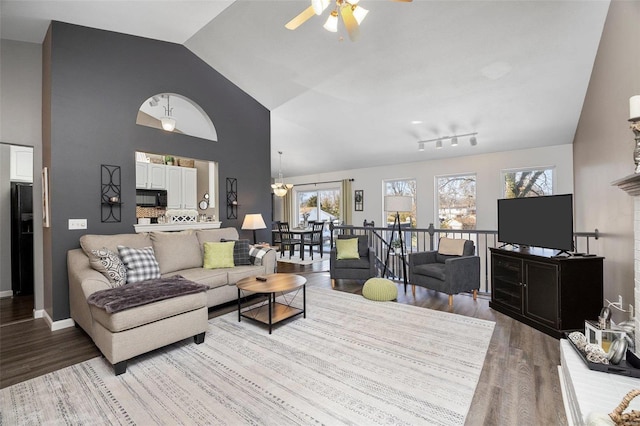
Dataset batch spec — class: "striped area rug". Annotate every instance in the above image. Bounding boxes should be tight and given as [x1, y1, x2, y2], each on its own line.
[1, 287, 494, 425]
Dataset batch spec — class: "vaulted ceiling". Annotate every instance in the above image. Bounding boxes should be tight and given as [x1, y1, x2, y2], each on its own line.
[0, 0, 610, 177]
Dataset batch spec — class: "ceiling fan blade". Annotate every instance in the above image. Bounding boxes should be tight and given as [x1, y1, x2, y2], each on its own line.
[285, 5, 316, 30]
[392, 0, 413, 2]
[340, 5, 360, 41]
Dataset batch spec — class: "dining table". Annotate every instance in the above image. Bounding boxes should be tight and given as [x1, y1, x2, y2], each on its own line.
[272, 227, 314, 260]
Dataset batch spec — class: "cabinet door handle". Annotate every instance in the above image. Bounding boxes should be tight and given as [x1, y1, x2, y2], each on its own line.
[521, 282, 526, 287]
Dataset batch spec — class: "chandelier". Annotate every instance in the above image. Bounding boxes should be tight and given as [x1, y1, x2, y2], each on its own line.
[271, 151, 293, 197]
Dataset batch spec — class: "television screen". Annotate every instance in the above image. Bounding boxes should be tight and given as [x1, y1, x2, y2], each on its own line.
[497, 194, 574, 252]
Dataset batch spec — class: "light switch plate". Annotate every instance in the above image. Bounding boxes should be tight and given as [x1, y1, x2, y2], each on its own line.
[68, 219, 87, 230]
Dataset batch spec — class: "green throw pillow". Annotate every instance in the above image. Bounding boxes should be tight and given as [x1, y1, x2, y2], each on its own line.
[203, 241, 235, 269]
[336, 238, 360, 260]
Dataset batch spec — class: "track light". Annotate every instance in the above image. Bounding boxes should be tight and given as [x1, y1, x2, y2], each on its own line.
[417, 132, 478, 151]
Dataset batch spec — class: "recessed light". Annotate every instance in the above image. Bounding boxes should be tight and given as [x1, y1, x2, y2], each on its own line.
[411, 120, 423, 125]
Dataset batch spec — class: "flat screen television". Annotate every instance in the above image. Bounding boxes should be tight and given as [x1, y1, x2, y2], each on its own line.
[497, 194, 574, 252]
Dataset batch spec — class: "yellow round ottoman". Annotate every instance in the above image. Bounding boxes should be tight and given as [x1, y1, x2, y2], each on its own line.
[362, 278, 398, 301]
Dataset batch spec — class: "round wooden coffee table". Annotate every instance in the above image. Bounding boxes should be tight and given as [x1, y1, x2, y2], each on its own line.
[236, 273, 306, 334]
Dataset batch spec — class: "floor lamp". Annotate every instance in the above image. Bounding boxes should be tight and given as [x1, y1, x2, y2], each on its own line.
[382, 196, 412, 292]
[241, 213, 267, 244]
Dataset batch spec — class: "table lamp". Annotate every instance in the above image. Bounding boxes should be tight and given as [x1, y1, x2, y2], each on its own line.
[242, 213, 267, 244]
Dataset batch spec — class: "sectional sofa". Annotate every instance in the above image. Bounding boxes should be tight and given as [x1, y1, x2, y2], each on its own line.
[67, 227, 276, 374]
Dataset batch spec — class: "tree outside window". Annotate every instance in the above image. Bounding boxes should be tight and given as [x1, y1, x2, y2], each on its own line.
[502, 168, 554, 198]
[383, 179, 416, 227]
[436, 174, 476, 230]
[297, 189, 340, 227]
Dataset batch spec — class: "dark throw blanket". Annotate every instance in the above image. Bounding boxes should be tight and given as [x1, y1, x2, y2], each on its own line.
[87, 276, 208, 314]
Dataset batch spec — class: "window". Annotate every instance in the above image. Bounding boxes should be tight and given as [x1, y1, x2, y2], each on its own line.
[296, 188, 340, 227]
[502, 167, 554, 198]
[436, 174, 476, 230]
[383, 179, 416, 227]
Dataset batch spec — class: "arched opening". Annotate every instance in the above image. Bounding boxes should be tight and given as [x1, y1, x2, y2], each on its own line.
[136, 93, 218, 141]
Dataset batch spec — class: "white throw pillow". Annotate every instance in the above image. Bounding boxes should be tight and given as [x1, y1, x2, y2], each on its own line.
[437, 238, 466, 256]
[89, 247, 127, 288]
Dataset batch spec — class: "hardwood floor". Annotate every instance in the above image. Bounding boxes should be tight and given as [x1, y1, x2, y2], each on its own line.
[0, 260, 567, 425]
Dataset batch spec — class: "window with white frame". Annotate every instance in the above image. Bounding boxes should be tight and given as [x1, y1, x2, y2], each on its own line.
[296, 188, 341, 227]
[383, 179, 416, 227]
[501, 167, 554, 198]
[436, 174, 476, 230]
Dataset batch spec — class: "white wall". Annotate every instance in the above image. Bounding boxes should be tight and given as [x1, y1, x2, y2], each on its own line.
[283, 144, 574, 230]
[0, 144, 12, 295]
[0, 40, 43, 311]
[573, 0, 640, 324]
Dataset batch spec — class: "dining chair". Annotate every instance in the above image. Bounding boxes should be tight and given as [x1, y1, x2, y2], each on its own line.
[277, 221, 301, 259]
[304, 221, 325, 260]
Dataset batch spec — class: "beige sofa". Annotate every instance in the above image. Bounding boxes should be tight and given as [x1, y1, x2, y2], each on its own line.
[67, 227, 276, 374]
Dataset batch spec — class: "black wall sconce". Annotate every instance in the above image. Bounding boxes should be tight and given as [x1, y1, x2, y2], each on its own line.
[226, 178, 238, 219]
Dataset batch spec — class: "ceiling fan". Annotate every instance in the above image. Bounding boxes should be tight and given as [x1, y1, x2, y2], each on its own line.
[285, 0, 412, 42]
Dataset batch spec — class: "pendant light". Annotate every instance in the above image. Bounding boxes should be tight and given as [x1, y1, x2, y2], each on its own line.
[160, 95, 176, 132]
[271, 151, 293, 197]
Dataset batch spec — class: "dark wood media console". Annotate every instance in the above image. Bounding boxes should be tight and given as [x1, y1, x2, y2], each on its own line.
[489, 247, 603, 339]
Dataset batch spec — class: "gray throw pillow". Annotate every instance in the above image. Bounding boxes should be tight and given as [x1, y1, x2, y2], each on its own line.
[221, 238, 251, 265]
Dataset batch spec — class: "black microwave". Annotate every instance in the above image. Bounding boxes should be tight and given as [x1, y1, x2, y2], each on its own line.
[136, 189, 167, 207]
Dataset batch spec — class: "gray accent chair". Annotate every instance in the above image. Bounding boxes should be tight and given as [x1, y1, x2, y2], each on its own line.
[330, 235, 376, 288]
[408, 239, 480, 306]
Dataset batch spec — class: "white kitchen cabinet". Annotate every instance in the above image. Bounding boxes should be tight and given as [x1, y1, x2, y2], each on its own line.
[148, 163, 166, 189]
[182, 167, 198, 209]
[166, 165, 197, 209]
[135, 162, 148, 189]
[136, 162, 167, 189]
[10, 146, 33, 182]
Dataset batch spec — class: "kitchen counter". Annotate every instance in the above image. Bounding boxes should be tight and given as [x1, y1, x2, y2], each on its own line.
[133, 221, 222, 233]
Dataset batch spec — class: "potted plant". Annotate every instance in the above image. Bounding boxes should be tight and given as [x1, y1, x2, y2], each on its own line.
[164, 155, 174, 165]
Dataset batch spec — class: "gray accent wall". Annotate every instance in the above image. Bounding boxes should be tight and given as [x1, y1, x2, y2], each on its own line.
[573, 0, 640, 324]
[44, 22, 271, 321]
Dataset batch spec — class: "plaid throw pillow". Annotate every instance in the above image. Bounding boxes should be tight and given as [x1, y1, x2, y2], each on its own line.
[221, 238, 251, 265]
[249, 246, 272, 266]
[117, 246, 161, 283]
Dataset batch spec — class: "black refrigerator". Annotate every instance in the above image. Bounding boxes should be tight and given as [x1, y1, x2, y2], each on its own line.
[11, 182, 34, 295]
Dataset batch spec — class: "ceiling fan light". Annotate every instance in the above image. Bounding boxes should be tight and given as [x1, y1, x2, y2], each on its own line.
[323, 11, 339, 32]
[470, 136, 478, 146]
[352, 5, 368, 25]
[312, 0, 329, 15]
[451, 136, 458, 146]
[436, 140, 443, 149]
[418, 142, 424, 151]
[160, 117, 176, 132]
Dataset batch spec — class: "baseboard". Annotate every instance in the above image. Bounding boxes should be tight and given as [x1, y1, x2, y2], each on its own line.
[33, 309, 44, 319]
[43, 310, 75, 331]
[0, 290, 13, 298]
